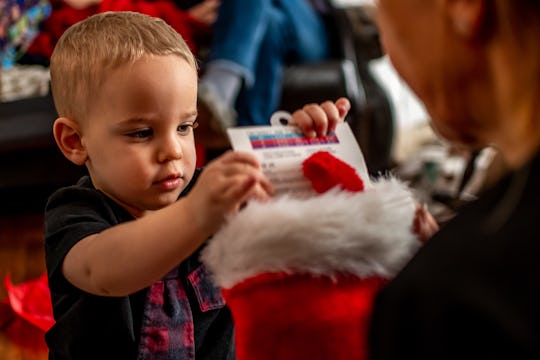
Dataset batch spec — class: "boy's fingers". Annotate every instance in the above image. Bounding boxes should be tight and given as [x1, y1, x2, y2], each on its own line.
[224, 174, 270, 211]
[298, 104, 328, 137]
[302, 104, 328, 137]
[335, 97, 351, 119]
[291, 99, 350, 137]
[320, 101, 342, 133]
[291, 109, 317, 138]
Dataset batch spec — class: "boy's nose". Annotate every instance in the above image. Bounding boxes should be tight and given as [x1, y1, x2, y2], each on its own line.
[158, 135, 183, 162]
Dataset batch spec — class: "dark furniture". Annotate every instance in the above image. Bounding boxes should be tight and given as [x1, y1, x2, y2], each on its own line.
[0, 94, 86, 213]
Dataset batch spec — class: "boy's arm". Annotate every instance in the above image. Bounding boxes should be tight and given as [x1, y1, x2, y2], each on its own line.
[61, 151, 272, 297]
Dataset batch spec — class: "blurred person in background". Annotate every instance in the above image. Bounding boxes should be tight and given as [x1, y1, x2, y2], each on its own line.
[195, 0, 332, 153]
[23, 0, 219, 63]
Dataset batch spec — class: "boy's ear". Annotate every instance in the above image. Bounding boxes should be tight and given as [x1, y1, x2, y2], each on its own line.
[53, 117, 88, 165]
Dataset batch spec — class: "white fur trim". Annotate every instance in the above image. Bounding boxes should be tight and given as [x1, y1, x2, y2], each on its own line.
[201, 177, 421, 289]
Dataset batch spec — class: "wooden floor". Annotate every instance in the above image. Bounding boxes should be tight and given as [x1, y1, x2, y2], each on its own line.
[0, 211, 48, 360]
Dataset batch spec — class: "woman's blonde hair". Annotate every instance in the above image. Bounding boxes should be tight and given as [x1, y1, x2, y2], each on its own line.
[50, 11, 197, 121]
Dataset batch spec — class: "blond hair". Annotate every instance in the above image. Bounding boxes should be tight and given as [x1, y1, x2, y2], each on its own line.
[50, 11, 197, 120]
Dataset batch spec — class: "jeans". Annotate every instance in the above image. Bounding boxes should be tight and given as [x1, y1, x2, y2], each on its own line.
[208, 0, 330, 126]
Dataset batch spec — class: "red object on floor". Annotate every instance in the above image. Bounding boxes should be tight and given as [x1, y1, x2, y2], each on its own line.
[4, 273, 54, 332]
[0, 301, 49, 351]
[1, 273, 54, 350]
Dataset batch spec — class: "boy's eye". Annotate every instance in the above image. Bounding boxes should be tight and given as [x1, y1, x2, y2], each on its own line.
[126, 128, 153, 139]
[178, 121, 199, 135]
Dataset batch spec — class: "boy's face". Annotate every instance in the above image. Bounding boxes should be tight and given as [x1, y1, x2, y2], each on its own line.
[80, 55, 198, 217]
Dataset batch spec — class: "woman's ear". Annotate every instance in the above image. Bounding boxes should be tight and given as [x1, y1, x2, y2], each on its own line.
[445, 0, 490, 41]
[53, 117, 88, 165]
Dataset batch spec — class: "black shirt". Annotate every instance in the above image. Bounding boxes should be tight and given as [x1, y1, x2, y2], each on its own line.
[369, 152, 540, 359]
[44, 171, 235, 359]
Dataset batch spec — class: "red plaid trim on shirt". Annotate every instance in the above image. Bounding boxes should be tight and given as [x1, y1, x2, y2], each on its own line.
[187, 264, 225, 312]
[137, 266, 195, 360]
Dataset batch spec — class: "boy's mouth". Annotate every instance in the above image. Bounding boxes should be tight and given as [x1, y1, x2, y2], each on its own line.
[155, 174, 182, 191]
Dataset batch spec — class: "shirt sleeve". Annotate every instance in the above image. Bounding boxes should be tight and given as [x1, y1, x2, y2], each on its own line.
[44, 179, 130, 293]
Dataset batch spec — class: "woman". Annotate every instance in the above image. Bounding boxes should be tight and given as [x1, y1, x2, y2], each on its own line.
[366, 1, 540, 358]
[296, 0, 540, 358]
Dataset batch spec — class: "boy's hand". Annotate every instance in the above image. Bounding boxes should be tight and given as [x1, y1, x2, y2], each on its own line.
[291, 97, 350, 138]
[187, 151, 273, 235]
[188, 0, 221, 26]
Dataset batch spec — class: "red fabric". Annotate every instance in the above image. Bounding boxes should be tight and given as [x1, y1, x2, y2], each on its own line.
[302, 151, 364, 194]
[223, 273, 387, 360]
[0, 274, 54, 351]
[0, 300, 48, 351]
[4, 273, 54, 331]
[27, 0, 211, 59]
